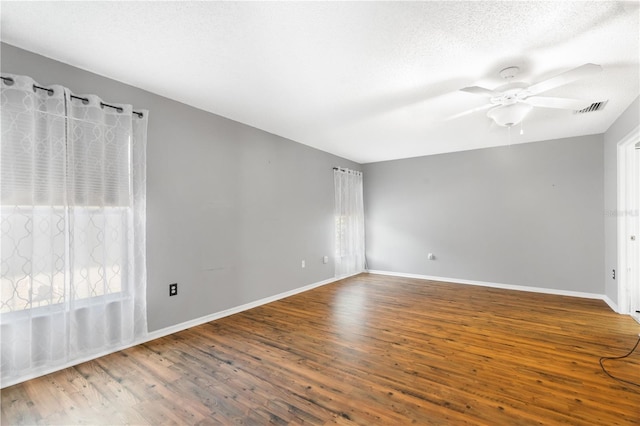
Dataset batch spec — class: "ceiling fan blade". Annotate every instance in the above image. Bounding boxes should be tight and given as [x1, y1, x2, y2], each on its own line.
[527, 63, 602, 96]
[460, 86, 500, 98]
[523, 96, 595, 110]
[444, 103, 493, 121]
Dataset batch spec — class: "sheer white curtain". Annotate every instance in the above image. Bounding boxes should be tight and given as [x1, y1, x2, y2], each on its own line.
[334, 168, 365, 278]
[0, 74, 148, 386]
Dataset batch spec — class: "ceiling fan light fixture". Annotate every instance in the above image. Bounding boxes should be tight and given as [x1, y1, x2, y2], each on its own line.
[487, 103, 533, 127]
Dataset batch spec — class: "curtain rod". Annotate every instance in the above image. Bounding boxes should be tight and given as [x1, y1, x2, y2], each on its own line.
[69, 94, 144, 118]
[1, 76, 144, 118]
[333, 167, 362, 174]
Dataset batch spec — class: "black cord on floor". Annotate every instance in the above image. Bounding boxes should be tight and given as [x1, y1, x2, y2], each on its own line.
[599, 335, 640, 389]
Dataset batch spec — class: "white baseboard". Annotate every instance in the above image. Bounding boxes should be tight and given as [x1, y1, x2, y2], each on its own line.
[1, 275, 341, 389]
[145, 275, 340, 341]
[601, 295, 619, 313]
[367, 269, 615, 308]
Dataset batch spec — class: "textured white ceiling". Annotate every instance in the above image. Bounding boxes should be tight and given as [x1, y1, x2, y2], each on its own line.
[1, 1, 638, 163]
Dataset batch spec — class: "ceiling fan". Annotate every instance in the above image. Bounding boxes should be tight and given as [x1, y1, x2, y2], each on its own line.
[460, 63, 603, 127]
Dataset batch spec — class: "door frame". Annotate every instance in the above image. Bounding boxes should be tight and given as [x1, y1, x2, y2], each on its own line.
[617, 124, 640, 319]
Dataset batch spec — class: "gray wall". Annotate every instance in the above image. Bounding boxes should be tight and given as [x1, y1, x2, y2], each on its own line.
[2, 42, 635, 328]
[1, 43, 360, 332]
[364, 135, 605, 294]
[603, 96, 640, 306]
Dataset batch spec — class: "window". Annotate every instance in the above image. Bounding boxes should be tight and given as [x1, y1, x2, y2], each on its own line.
[0, 74, 148, 385]
[1, 100, 133, 313]
[333, 168, 365, 277]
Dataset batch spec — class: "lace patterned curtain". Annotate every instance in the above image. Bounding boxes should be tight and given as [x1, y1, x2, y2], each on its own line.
[334, 168, 365, 278]
[0, 74, 148, 386]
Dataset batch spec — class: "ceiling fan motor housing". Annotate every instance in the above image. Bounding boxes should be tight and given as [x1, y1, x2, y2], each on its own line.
[490, 85, 531, 105]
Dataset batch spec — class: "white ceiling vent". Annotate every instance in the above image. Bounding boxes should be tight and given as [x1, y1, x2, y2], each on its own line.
[574, 100, 608, 114]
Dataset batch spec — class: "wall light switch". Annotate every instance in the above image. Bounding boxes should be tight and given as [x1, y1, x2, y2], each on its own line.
[301, 260, 306, 268]
[323, 256, 329, 264]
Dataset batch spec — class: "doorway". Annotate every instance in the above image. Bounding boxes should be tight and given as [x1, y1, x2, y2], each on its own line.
[617, 125, 640, 323]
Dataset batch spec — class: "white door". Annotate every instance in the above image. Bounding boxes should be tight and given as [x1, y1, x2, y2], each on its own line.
[618, 129, 640, 323]
[630, 144, 640, 322]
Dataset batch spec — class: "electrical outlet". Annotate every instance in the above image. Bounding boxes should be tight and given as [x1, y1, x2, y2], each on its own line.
[169, 283, 178, 296]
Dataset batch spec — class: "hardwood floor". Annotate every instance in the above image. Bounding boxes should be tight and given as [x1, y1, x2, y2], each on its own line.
[2, 273, 639, 425]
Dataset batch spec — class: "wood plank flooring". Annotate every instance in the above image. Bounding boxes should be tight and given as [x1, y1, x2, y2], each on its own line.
[2, 273, 639, 425]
